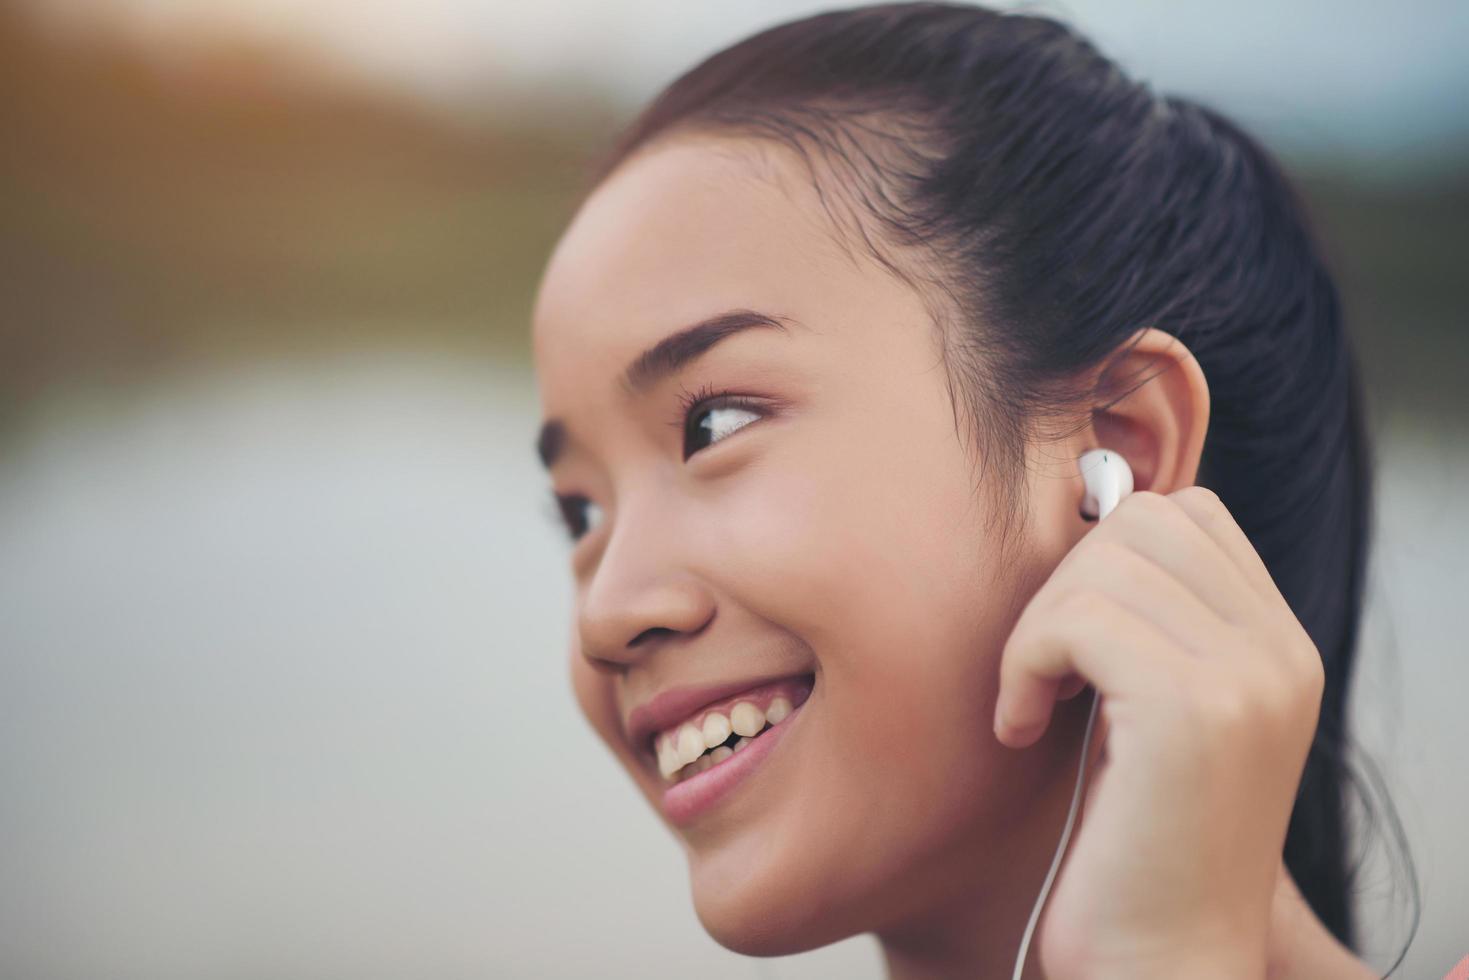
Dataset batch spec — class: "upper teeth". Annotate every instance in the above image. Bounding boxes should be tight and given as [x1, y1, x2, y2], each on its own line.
[655, 696, 793, 781]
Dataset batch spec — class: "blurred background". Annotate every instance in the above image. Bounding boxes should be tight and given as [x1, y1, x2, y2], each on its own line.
[1, 0, 1464, 977]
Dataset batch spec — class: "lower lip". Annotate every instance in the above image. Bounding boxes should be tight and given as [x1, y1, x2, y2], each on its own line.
[659, 697, 808, 827]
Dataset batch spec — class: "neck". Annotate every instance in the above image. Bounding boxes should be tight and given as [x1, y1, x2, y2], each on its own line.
[876, 694, 1099, 980]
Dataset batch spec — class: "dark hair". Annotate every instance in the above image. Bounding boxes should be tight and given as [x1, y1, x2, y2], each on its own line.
[575, 1, 1413, 966]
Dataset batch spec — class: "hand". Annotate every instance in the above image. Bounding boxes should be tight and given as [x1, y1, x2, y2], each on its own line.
[994, 487, 1327, 979]
[1265, 860, 1378, 980]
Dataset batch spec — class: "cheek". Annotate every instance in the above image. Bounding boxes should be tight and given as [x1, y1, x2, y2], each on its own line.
[697, 433, 1019, 806]
[697, 436, 985, 640]
[681, 441, 1041, 937]
[699, 422, 1002, 694]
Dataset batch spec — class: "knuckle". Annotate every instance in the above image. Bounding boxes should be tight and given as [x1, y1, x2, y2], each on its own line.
[1176, 484, 1224, 511]
[1247, 655, 1321, 732]
[1202, 685, 1250, 731]
[1306, 656, 1326, 701]
[1279, 619, 1326, 698]
[1120, 489, 1170, 518]
[1175, 485, 1231, 531]
[1192, 672, 1276, 735]
[1295, 632, 1325, 682]
[1294, 654, 1326, 716]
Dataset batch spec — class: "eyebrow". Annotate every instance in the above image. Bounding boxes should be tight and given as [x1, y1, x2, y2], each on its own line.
[535, 309, 795, 471]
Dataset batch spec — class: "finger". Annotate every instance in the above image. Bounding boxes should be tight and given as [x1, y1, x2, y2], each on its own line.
[996, 590, 1193, 747]
[1168, 486, 1292, 615]
[1100, 491, 1260, 626]
[1061, 537, 1236, 657]
[1166, 487, 1323, 683]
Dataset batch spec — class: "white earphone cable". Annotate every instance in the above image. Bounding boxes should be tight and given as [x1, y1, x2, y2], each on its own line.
[1010, 464, 1120, 980]
[1009, 691, 1099, 980]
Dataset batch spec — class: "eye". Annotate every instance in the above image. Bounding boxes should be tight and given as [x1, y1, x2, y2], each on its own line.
[674, 383, 766, 461]
[547, 491, 604, 543]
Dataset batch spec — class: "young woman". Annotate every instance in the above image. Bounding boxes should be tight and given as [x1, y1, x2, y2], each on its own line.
[530, 4, 1421, 977]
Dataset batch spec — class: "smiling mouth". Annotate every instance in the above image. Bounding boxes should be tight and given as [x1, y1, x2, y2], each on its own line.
[648, 674, 815, 783]
[667, 717, 776, 783]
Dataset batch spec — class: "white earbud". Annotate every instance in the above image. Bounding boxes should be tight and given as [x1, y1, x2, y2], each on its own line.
[1078, 447, 1134, 521]
[1010, 448, 1135, 980]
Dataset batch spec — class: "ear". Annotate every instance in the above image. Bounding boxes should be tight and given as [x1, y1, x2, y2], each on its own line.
[1086, 327, 1210, 495]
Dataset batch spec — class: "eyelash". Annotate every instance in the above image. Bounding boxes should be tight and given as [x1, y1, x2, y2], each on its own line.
[667, 381, 767, 460]
[546, 490, 598, 543]
[548, 383, 768, 544]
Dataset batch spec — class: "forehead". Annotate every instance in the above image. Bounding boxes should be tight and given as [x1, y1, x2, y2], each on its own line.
[530, 133, 863, 380]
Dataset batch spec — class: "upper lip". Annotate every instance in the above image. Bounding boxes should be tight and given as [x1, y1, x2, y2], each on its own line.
[625, 672, 810, 760]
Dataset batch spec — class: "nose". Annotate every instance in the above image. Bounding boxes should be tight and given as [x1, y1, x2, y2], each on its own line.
[575, 499, 716, 670]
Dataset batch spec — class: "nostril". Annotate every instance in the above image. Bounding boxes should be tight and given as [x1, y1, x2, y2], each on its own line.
[628, 626, 676, 648]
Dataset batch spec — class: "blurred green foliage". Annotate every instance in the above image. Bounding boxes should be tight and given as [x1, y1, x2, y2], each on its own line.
[1, 3, 1463, 427]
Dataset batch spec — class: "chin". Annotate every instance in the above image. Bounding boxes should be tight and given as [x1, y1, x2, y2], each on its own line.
[685, 844, 868, 958]
[690, 882, 843, 957]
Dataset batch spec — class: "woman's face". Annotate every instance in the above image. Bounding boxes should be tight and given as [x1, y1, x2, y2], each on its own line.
[531, 134, 1087, 953]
